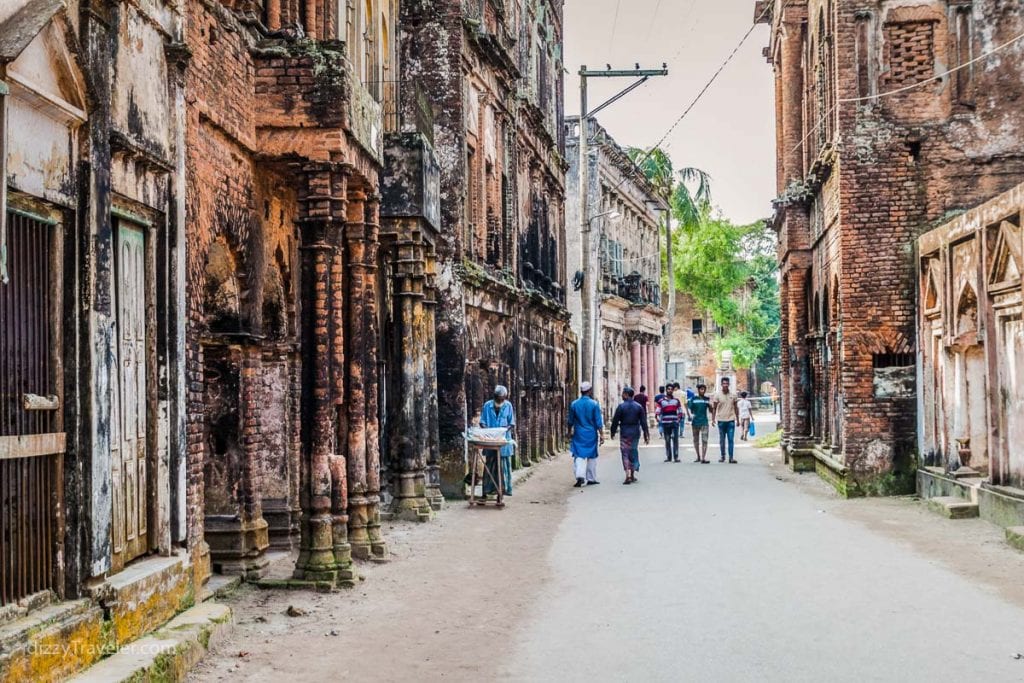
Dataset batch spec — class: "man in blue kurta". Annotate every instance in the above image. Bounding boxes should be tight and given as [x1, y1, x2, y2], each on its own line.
[480, 385, 515, 496]
[567, 382, 604, 487]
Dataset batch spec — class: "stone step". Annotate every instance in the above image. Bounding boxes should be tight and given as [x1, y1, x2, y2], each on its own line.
[926, 496, 980, 519]
[69, 602, 231, 683]
[0, 598, 105, 682]
[1006, 527, 1024, 553]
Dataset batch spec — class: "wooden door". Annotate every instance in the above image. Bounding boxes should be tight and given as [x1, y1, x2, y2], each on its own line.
[111, 221, 149, 568]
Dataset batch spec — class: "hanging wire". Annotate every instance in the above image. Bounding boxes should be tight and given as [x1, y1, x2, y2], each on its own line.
[609, 0, 623, 52]
[786, 28, 1024, 158]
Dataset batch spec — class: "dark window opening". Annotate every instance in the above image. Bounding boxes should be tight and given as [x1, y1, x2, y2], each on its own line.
[692, 319, 703, 335]
[873, 352, 914, 369]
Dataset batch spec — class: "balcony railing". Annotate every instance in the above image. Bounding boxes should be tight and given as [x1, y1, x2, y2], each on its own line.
[375, 80, 434, 143]
[601, 271, 661, 308]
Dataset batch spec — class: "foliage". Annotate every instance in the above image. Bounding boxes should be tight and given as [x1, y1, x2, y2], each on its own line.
[626, 147, 711, 227]
[627, 146, 780, 378]
[674, 214, 779, 371]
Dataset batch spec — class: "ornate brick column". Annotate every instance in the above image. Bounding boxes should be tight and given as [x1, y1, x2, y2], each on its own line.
[345, 188, 388, 561]
[204, 341, 270, 579]
[423, 244, 444, 508]
[293, 163, 354, 585]
[646, 342, 657, 396]
[386, 218, 434, 521]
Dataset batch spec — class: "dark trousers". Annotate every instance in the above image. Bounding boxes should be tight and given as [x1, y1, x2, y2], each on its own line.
[718, 421, 736, 459]
[663, 423, 679, 460]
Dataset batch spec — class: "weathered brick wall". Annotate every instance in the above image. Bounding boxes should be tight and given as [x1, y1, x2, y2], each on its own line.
[768, 0, 1024, 489]
[399, 0, 469, 473]
[184, 0, 304, 557]
[402, 0, 573, 493]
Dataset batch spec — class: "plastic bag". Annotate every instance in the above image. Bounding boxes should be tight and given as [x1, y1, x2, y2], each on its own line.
[749, 421, 756, 437]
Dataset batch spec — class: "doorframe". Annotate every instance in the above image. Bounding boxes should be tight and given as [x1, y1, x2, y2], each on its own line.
[110, 203, 164, 570]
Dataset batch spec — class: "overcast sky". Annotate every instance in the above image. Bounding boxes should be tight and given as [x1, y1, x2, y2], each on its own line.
[564, 0, 775, 225]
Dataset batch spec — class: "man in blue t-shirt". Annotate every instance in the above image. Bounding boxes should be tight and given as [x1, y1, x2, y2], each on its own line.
[687, 384, 712, 463]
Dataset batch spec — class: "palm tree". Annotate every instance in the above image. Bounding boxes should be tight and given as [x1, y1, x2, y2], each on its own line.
[628, 146, 712, 382]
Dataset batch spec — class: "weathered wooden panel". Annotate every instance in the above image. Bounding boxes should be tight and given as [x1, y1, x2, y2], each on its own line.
[112, 222, 149, 568]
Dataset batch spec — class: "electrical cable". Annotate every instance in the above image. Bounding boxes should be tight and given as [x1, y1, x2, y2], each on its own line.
[643, 0, 664, 45]
[786, 28, 1024, 158]
[609, 0, 623, 53]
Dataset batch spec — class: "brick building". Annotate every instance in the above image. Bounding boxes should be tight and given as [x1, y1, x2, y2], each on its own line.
[565, 117, 666, 418]
[2, 0, 447, 677]
[400, 0, 575, 493]
[667, 291, 755, 395]
[760, 0, 1024, 495]
[187, 0, 451, 586]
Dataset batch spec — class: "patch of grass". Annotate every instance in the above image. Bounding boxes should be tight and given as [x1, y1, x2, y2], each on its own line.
[753, 429, 782, 449]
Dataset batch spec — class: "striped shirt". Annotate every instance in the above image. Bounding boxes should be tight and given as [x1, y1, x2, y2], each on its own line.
[657, 396, 683, 424]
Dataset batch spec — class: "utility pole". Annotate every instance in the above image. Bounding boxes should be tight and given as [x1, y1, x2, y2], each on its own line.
[578, 64, 668, 388]
[663, 202, 674, 383]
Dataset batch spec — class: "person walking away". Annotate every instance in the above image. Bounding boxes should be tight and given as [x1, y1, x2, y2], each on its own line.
[610, 387, 650, 484]
[653, 386, 666, 437]
[771, 385, 779, 414]
[657, 385, 684, 463]
[634, 385, 650, 424]
[738, 391, 753, 442]
[711, 377, 740, 463]
[687, 384, 712, 463]
[568, 382, 604, 487]
[479, 385, 515, 496]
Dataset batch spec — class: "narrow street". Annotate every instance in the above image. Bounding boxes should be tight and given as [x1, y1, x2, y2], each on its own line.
[192, 415, 1024, 682]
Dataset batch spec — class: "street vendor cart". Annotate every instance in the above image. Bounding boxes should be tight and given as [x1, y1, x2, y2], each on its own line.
[464, 427, 515, 508]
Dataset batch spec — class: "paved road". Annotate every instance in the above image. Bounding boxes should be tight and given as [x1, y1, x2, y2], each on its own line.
[195, 412, 1024, 683]
[506, 414, 1024, 682]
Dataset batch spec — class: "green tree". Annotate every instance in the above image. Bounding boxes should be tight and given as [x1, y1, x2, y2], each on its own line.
[626, 146, 779, 379]
[673, 213, 779, 372]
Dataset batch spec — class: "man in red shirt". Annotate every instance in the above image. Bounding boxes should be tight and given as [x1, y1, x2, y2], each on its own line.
[657, 385, 684, 462]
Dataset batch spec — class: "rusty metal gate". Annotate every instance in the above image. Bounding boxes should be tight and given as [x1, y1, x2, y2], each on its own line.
[0, 210, 64, 607]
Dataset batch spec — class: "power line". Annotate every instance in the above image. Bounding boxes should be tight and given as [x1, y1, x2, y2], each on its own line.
[591, 0, 782, 273]
[624, 0, 779, 182]
[609, 0, 623, 51]
[643, 0, 664, 44]
[787, 28, 1024, 158]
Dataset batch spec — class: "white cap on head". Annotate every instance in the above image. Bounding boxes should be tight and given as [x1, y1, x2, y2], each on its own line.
[494, 385, 508, 398]
[580, 381, 593, 393]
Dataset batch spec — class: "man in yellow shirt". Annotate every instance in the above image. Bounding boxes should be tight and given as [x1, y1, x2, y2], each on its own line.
[711, 377, 740, 463]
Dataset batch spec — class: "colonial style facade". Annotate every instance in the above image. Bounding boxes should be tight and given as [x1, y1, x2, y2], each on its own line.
[565, 117, 666, 418]
[760, 0, 1024, 495]
[917, 182, 1024, 527]
[401, 0, 575, 493]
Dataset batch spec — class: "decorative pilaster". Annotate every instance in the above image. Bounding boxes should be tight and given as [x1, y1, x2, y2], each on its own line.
[423, 243, 444, 509]
[630, 338, 642, 391]
[384, 219, 435, 521]
[293, 163, 354, 586]
[345, 188, 388, 561]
